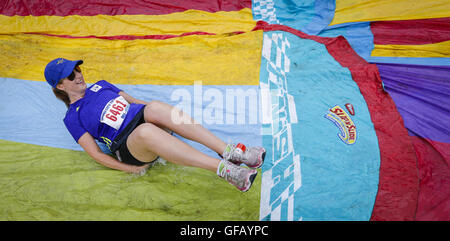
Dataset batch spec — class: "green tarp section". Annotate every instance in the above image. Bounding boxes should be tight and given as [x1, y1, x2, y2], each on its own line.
[0, 140, 260, 220]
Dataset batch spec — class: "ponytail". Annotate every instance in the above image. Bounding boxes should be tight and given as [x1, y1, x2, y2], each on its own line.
[52, 87, 70, 108]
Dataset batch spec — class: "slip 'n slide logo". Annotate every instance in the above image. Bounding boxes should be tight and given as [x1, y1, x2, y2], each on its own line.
[324, 105, 357, 145]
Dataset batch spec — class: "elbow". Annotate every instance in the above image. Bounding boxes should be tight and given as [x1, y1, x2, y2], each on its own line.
[90, 151, 107, 163]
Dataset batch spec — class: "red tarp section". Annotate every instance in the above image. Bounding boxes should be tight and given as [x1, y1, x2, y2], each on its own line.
[0, 0, 252, 16]
[26, 32, 226, 41]
[371, 17, 450, 45]
[413, 137, 450, 220]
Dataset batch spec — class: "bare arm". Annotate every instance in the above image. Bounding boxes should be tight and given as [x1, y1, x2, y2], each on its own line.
[119, 91, 147, 105]
[77, 132, 149, 174]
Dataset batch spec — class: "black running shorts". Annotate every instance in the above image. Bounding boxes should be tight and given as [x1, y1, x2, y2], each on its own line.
[111, 107, 157, 166]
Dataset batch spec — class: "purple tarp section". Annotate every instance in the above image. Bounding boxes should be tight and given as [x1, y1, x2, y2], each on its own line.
[377, 63, 450, 143]
[378, 63, 450, 220]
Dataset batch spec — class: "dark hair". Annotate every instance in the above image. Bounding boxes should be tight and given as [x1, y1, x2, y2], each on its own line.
[52, 66, 82, 108]
[52, 80, 70, 108]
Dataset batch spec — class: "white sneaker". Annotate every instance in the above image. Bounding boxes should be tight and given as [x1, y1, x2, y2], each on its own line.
[222, 143, 266, 169]
[217, 159, 258, 192]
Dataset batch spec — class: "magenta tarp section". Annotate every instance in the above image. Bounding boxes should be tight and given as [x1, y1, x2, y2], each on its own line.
[0, 0, 252, 16]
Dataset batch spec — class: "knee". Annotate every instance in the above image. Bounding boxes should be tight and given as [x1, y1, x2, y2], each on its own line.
[144, 100, 165, 123]
[131, 123, 158, 145]
[133, 123, 154, 139]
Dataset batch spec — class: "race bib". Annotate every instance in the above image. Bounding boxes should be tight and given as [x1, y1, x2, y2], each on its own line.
[100, 96, 130, 130]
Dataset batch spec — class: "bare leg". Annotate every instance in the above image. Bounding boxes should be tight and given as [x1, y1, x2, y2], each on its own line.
[127, 122, 221, 172]
[143, 101, 228, 155]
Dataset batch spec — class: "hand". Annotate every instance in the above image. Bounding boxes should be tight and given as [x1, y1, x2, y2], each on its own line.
[131, 163, 151, 175]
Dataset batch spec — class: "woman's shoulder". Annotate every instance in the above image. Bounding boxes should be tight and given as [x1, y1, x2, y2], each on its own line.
[63, 105, 79, 123]
[88, 80, 121, 94]
[86, 80, 108, 92]
[88, 80, 116, 89]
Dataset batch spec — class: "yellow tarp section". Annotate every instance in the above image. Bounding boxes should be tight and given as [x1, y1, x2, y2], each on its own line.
[372, 41, 450, 58]
[0, 8, 256, 36]
[0, 31, 263, 85]
[331, 0, 450, 26]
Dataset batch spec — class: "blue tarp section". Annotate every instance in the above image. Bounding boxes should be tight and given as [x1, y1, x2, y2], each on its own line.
[252, 0, 374, 61]
[0, 78, 262, 157]
[252, 0, 335, 35]
[258, 31, 380, 220]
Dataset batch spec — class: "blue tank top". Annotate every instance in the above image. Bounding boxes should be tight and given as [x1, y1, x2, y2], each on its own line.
[63, 80, 145, 150]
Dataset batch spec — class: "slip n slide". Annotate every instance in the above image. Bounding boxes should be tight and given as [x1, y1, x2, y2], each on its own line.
[0, 0, 449, 227]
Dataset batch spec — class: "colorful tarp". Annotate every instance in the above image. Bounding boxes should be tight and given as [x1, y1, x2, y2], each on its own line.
[378, 63, 450, 220]
[251, 0, 449, 221]
[0, 0, 263, 220]
[255, 21, 418, 221]
[0, 0, 449, 221]
[370, 15, 450, 221]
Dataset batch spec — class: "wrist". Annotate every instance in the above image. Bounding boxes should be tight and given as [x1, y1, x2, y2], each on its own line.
[130, 165, 140, 174]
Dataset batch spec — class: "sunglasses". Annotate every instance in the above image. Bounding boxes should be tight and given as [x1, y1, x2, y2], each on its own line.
[67, 65, 82, 81]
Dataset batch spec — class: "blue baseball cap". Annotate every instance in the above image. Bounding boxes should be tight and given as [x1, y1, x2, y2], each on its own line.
[44, 58, 83, 88]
